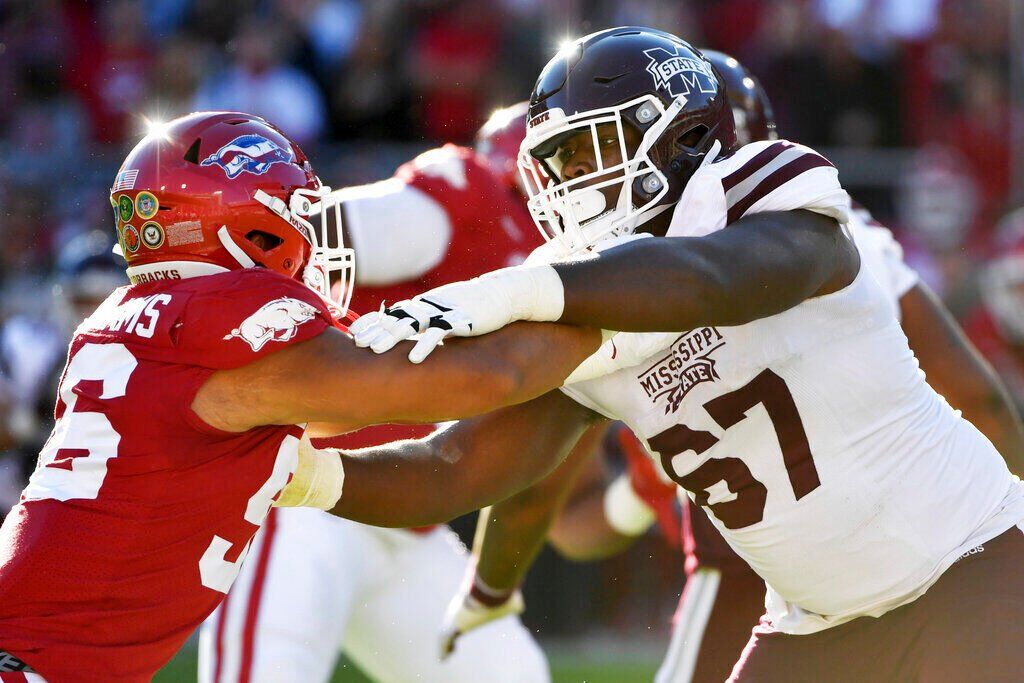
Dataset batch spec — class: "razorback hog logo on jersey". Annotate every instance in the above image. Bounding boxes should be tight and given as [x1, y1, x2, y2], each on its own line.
[638, 328, 725, 413]
[644, 47, 718, 100]
[224, 297, 318, 351]
[201, 134, 294, 179]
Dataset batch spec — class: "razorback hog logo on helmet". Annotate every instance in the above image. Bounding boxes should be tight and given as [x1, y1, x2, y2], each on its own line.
[224, 297, 319, 351]
[201, 134, 295, 179]
[644, 47, 718, 100]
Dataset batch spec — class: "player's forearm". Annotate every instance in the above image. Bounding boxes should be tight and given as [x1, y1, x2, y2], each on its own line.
[330, 391, 595, 527]
[931, 374, 1024, 474]
[900, 284, 1024, 475]
[960, 396, 1024, 475]
[472, 503, 554, 592]
[210, 323, 600, 432]
[552, 211, 850, 332]
[344, 322, 601, 427]
[472, 422, 607, 590]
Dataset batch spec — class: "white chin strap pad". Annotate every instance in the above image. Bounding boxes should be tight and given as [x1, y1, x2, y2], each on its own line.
[217, 226, 257, 268]
[569, 188, 608, 222]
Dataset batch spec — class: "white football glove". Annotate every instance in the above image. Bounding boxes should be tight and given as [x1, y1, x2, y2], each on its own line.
[351, 264, 565, 363]
[274, 434, 344, 510]
[351, 232, 656, 364]
[439, 579, 524, 659]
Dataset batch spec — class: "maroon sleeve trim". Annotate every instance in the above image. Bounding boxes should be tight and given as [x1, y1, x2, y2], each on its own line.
[469, 577, 516, 608]
[726, 154, 835, 225]
[721, 142, 792, 193]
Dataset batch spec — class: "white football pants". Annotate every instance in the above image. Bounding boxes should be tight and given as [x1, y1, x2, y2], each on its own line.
[198, 507, 550, 683]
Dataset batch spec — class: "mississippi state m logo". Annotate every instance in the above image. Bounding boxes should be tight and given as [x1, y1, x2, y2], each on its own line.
[644, 47, 719, 100]
[225, 297, 318, 351]
[201, 134, 294, 179]
[638, 328, 725, 414]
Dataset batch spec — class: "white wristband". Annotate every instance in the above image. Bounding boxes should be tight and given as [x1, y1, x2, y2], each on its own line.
[603, 474, 656, 537]
[275, 435, 345, 510]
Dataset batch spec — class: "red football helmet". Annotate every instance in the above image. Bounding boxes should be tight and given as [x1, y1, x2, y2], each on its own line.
[981, 208, 1024, 343]
[109, 111, 354, 313]
[474, 101, 530, 194]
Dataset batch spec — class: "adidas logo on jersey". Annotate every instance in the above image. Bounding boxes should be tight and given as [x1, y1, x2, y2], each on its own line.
[638, 327, 725, 413]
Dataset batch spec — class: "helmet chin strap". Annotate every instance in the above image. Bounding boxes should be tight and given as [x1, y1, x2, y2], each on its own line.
[217, 226, 257, 268]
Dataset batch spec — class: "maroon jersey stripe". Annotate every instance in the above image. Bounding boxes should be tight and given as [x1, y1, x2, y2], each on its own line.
[720, 142, 792, 193]
[726, 154, 834, 225]
[238, 508, 280, 683]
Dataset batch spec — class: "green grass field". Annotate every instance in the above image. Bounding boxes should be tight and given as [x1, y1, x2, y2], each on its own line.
[153, 644, 661, 683]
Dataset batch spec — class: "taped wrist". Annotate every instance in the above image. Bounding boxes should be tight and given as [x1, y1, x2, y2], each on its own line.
[603, 474, 656, 537]
[275, 436, 345, 510]
[468, 574, 517, 608]
[483, 264, 565, 323]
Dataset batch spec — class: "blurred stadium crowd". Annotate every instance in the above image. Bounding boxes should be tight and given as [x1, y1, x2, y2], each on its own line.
[0, 0, 1021, 645]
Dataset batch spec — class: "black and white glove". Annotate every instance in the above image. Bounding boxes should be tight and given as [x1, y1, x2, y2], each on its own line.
[350, 264, 566, 363]
[350, 232, 654, 364]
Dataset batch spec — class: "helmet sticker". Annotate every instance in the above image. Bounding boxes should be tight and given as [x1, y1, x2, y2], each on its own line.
[643, 47, 718, 99]
[112, 169, 139, 192]
[118, 195, 134, 223]
[166, 220, 204, 247]
[122, 225, 141, 253]
[200, 134, 295, 179]
[135, 191, 159, 220]
[141, 221, 165, 249]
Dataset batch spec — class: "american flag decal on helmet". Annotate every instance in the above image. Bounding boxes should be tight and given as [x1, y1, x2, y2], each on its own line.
[721, 141, 835, 224]
[112, 169, 139, 192]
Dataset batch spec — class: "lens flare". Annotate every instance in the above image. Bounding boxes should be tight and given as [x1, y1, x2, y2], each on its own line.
[140, 115, 171, 141]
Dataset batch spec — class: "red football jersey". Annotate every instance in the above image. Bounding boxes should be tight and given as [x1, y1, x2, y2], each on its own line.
[0, 269, 334, 682]
[346, 144, 542, 314]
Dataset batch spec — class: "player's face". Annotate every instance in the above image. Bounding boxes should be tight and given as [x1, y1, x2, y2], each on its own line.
[554, 123, 641, 182]
[548, 123, 642, 209]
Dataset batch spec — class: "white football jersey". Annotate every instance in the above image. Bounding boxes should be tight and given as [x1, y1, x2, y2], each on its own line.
[559, 139, 1024, 634]
[847, 202, 919, 319]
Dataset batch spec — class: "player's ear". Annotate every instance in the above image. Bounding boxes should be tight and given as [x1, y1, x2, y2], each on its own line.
[245, 231, 284, 252]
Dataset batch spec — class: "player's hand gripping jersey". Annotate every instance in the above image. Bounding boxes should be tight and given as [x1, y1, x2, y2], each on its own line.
[0, 269, 334, 682]
[561, 139, 1024, 634]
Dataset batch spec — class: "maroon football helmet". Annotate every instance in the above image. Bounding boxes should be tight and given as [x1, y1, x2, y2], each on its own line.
[109, 111, 354, 312]
[701, 50, 778, 145]
[518, 27, 736, 251]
